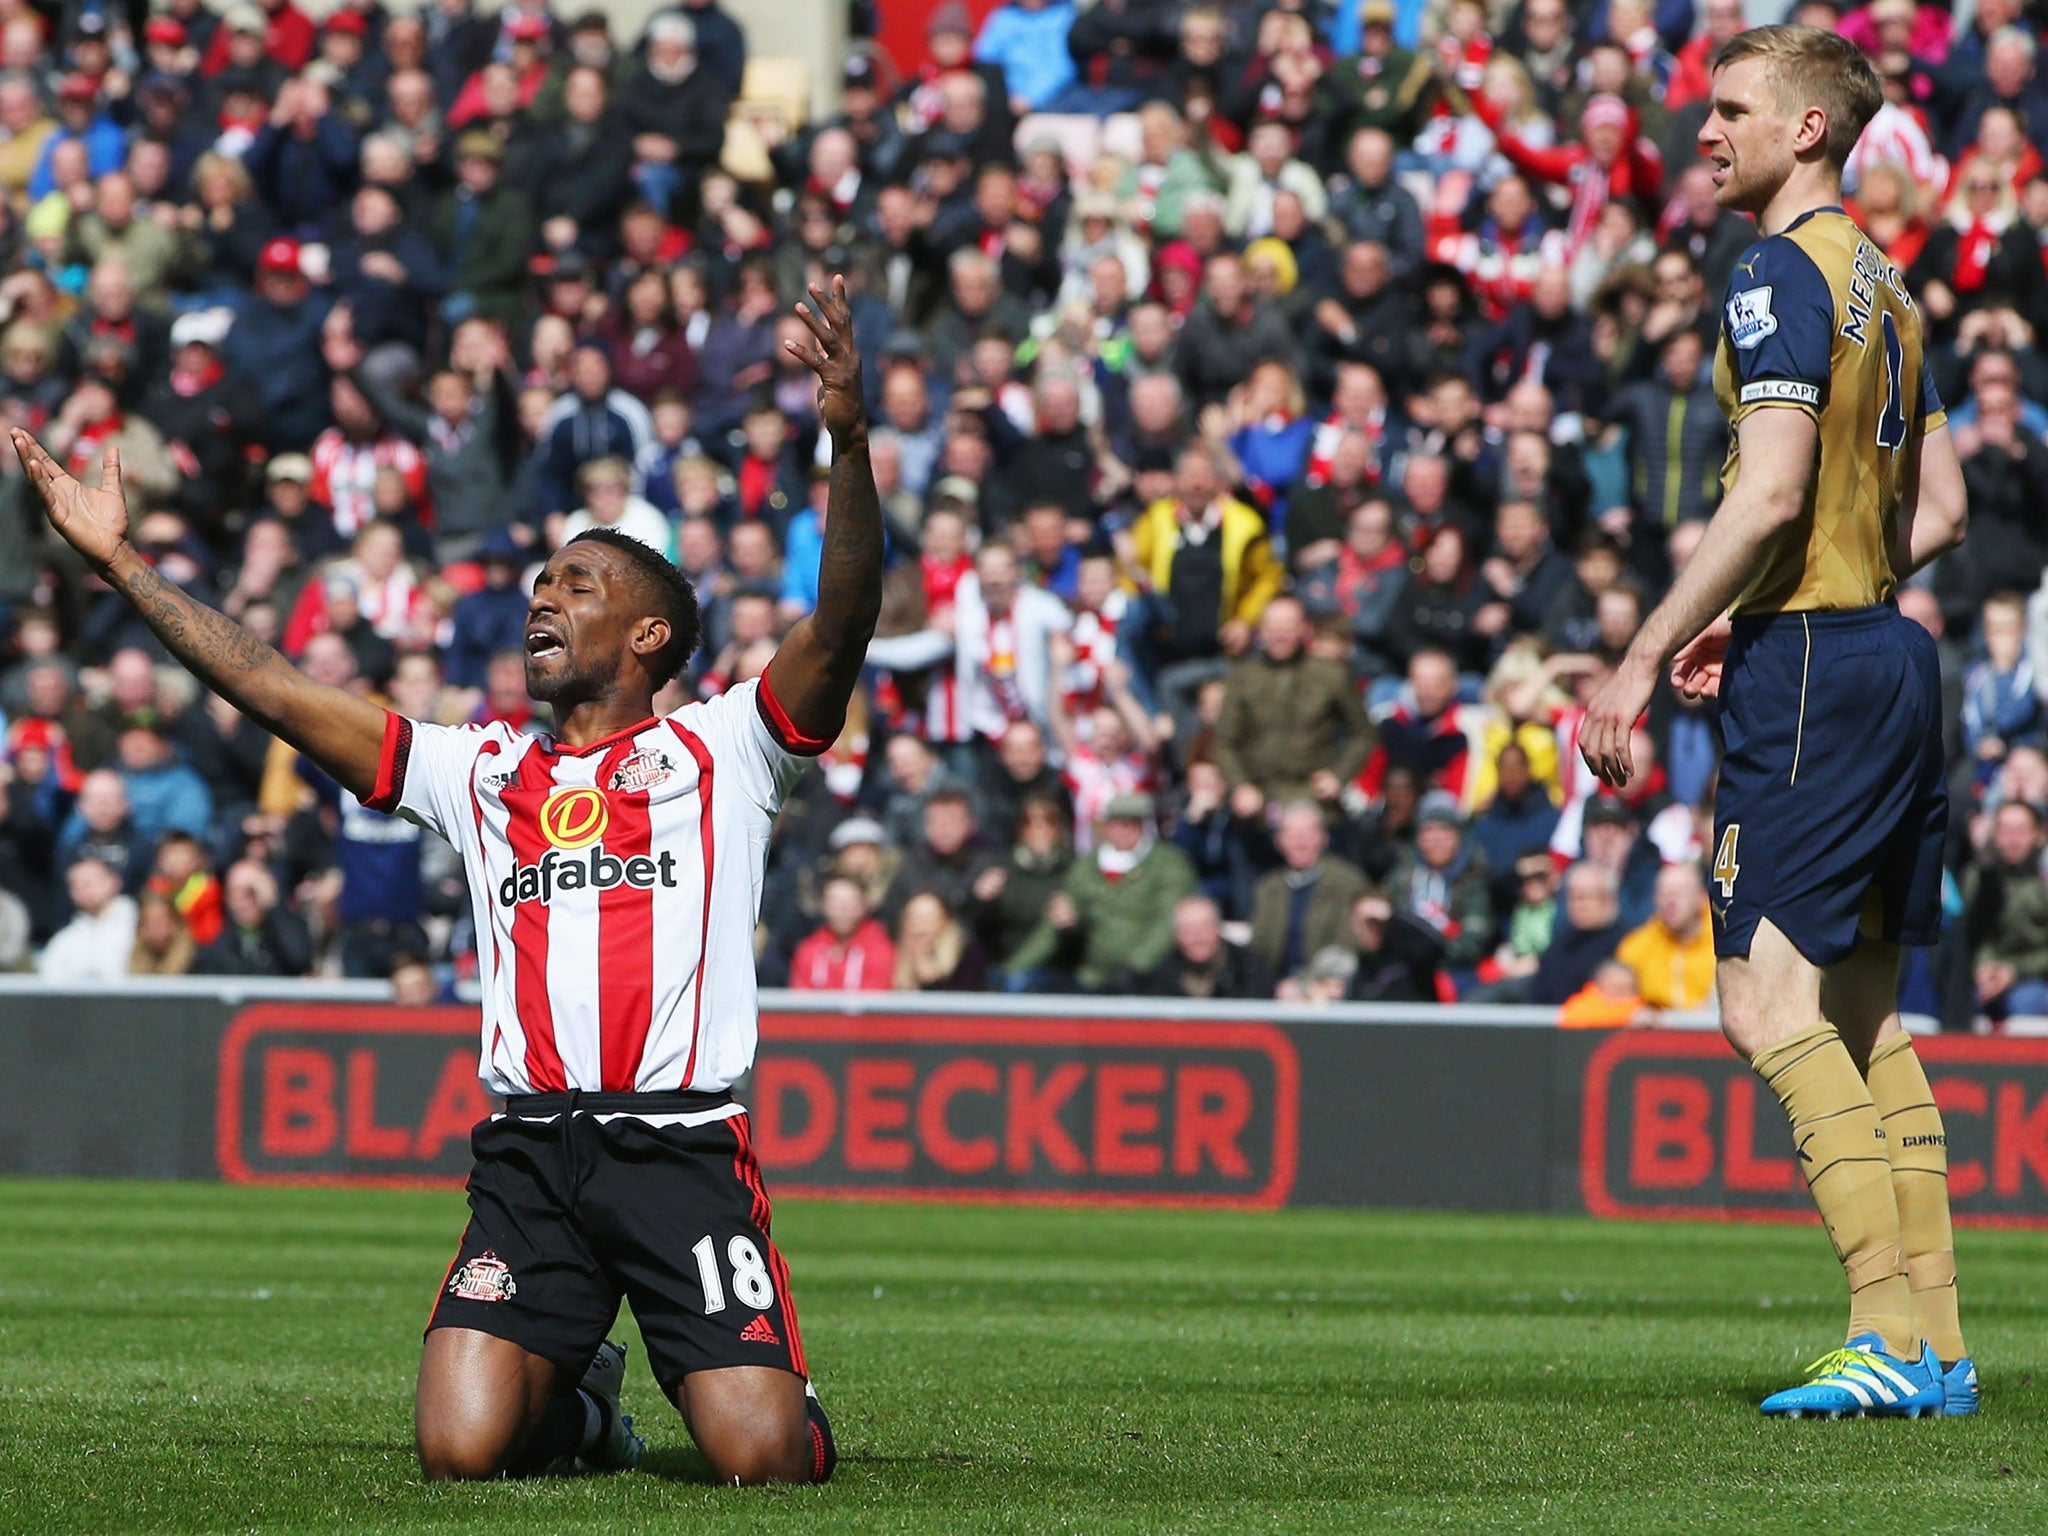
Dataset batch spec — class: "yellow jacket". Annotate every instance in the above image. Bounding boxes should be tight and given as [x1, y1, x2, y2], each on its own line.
[1615, 906, 1717, 1010]
[1466, 718, 1563, 812]
[1131, 495, 1282, 629]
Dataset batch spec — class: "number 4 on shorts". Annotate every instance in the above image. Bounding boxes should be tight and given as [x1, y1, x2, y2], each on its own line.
[1714, 824, 1741, 899]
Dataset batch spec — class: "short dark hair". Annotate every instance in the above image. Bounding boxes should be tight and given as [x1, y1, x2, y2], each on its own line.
[568, 529, 702, 685]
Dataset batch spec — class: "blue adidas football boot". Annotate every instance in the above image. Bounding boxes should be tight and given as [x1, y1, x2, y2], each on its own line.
[1941, 1356, 1980, 1417]
[1760, 1333, 1944, 1419]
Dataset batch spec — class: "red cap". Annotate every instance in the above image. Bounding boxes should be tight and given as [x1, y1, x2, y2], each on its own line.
[506, 13, 550, 41]
[323, 7, 369, 35]
[143, 16, 188, 45]
[55, 73, 98, 103]
[257, 237, 302, 275]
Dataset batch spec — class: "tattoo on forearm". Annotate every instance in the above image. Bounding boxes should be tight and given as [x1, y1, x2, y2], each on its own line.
[121, 559, 290, 703]
[811, 436, 884, 652]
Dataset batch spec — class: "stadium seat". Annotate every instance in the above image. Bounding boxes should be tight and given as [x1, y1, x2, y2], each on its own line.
[1100, 111, 1143, 168]
[1014, 113, 1099, 182]
[723, 56, 812, 184]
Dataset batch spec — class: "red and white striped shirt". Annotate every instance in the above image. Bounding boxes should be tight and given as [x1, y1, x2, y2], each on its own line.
[1060, 592, 1126, 725]
[368, 676, 818, 1096]
[310, 430, 430, 537]
[1063, 744, 1158, 855]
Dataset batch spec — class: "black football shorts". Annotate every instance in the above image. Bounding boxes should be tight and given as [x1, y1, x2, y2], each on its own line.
[427, 1090, 810, 1397]
[1712, 601, 1946, 966]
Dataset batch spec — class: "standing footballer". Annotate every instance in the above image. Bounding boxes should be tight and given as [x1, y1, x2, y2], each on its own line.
[13, 277, 883, 1480]
[1579, 28, 1976, 1418]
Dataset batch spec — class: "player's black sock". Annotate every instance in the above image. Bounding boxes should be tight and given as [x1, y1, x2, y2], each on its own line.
[805, 1391, 837, 1483]
[517, 1388, 605, 1472]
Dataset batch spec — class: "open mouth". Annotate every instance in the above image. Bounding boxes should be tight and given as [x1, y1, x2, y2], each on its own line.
[525, 629, 565, 662]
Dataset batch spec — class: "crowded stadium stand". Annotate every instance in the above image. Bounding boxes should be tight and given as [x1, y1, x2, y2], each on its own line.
[0, 0, 2033, 1033]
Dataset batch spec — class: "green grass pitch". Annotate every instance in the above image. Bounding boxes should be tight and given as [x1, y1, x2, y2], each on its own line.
[2, 1181, 2045, 1534]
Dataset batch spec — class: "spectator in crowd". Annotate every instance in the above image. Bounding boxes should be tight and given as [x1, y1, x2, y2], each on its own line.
[1140, 893, 1273, 1000]
[1125, 440, 1281, 717]
[433, 131, 533, 329]
[970, 790, 1072, 969]
[38, 853, 135, 982]
[1249, 800, 1373, 983]
[1340, 885, 1446, 1003]
[129, 889, 197, 975]
[1005, 791, 1193, 991]
[1389, 793, 1495, 977]
[1469, 739, 1561, 874]
[975, 0, 1077, 116]
[1052, 666, 1160, 855]
[868, 541, 1073, 752]
[1600, 326, 1726, 550]
[884, 788, 999, 926]
[893, 889, 988, 992]
[111, 713, 213, 848]
[1557, 958, 1653, 1028]
[555, 455, 672, 558]
[1613, 861, 1715, 1012]
[1571, 796, 1661, 930]
[1176, 251, 1302, 408]
[536, 342, 655, 519]
[1214, 594, 1374, 821]
[796, 816, 899, 935]
[194, 859, 315, 977]
[789, 873, 897, 993]
[1169, 756, 1263, 920]
[1965, 799, 2048, 1021]
[147, 830, 224, 949]
[981, 719, 1071, 843]
[1963, 590, 2039, 789]
[445, 534, 532, 690]
[224, 238, 331, 452]
[1328, 129, 1427, 278]
[54, 768, 148, 891]
[1523, 861, 1627, 1007]
[1359, 649, 1469, 801]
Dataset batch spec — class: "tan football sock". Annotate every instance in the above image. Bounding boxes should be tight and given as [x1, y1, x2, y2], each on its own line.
[1752, 1022, 1916, 1357]
[1866, 1032, 1966, 1363]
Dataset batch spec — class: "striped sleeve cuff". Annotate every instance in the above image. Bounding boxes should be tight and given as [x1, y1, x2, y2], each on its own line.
[363, 711, 413, 813]
[755, 673, 831, 756]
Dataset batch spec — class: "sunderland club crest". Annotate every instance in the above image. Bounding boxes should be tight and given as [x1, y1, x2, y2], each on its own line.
[449, 1251, 518, 1303]
[610, 749, 676, 793]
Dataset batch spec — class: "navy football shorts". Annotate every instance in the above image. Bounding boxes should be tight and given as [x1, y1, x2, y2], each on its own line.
[427, 1091, 810, 1399]
[1711, 601, 1946, 965]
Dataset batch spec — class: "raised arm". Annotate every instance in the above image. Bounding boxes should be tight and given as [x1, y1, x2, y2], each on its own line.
[12, 431, 389, 799]
[761, 277, 884, 750]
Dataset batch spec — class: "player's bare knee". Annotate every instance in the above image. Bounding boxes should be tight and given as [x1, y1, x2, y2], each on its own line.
[701, 1422, 811, 1485]
[1720, 1004, 1769, 1063]
[415, 1428, 510, 1482]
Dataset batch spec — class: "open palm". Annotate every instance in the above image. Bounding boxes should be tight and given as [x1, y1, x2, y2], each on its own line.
[11, 429, 129, 568]
[785, 276, 865, 443]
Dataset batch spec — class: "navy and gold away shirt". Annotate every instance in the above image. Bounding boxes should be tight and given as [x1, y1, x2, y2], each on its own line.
[1711, 206, 1946, 617]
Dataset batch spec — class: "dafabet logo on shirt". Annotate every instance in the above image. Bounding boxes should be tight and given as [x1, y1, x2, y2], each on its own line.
[498, 788, 680, 908]
[539, 786, 609, 850]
